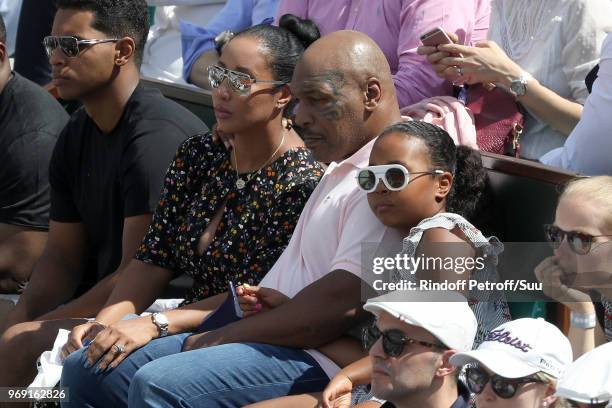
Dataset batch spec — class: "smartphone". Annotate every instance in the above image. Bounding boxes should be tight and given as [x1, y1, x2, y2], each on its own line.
[228, 281, 244, 318]
[420, 26, 465, 62]
[420, 26, 454, 47]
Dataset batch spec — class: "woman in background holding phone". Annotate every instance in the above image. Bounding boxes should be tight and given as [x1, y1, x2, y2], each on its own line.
[418, 0, 612, 161]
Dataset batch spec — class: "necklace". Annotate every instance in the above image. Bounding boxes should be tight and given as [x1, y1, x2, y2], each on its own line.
[233, 129, 286, 190]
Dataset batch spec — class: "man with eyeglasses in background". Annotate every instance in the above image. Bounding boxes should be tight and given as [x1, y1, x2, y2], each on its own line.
[362, 290, 477, 408]
[0, 0, 207, 389]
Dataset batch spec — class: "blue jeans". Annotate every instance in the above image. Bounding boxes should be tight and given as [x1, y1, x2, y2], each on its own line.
[60, 333, 329, 407]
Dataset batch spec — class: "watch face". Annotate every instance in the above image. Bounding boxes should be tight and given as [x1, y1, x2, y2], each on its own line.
[511, 81, 527, 96]
[155, 313, 169, 326]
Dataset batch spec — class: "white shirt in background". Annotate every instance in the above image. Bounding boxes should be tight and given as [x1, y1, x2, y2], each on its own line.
[540, 33, 612, 175]
[489, 0, 612, 160]
[142, 0, 225, 84]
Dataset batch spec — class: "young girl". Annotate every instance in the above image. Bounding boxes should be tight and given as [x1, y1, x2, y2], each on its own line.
[242, 121, 510, 408]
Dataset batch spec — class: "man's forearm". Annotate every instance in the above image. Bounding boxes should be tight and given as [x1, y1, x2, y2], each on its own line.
[38, 270, 122, 321]
[95, 260, 176, 326]
[4, 253, 81, 328]
[220, 271, 371, 348]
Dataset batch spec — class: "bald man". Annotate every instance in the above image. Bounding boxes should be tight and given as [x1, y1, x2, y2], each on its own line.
[60, 31, 403, 407]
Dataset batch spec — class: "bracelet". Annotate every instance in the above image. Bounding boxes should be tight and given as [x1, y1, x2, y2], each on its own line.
[570, 311, 597, 329]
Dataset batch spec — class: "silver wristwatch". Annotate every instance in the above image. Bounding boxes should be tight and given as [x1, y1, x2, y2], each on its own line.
[510, 71, 531, 97]
[152, 312, 169, 337]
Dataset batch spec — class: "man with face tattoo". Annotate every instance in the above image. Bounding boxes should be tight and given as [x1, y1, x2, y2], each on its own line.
[61, 30, 408, 407]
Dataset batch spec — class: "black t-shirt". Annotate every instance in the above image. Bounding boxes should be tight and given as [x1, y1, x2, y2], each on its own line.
[49, 84, 208, 284]
[0, 72, 69, 229]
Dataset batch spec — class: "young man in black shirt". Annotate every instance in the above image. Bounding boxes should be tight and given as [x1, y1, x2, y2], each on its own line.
[0, 0, 207, 386]
[0, 17, 68, 295]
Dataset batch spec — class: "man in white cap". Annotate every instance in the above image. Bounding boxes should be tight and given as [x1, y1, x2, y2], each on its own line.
[555, 342, 612, 408]
[450, 317, 573, 408]
[363, 290, 478, 408]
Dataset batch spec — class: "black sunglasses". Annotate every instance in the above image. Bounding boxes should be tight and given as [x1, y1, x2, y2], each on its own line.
[363, 325, 446, 358]
[43, 35, 118, 58]
[466, 366, 544, 399]
[544, 224, 612, 255]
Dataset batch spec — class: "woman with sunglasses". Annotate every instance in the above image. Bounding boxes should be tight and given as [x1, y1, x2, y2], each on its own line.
[450, 317, 573, 408]
[535, 176, 612, 358]
[60, 15, 324, 407]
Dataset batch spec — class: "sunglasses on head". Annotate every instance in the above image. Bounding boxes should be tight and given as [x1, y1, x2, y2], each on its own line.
[207, 65, 286, 95]
[466, 366, 544, 399]
[356, 164, 444, 193]
[43, 36, 118, 58]
[544, 224, 612, 255]
[362, 324, 446, 358]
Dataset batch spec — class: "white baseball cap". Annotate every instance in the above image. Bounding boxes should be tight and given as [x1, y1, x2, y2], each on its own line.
[450, 318, 572, 379]
[555, 342, 612, 406]
[363, 290, 477, 352]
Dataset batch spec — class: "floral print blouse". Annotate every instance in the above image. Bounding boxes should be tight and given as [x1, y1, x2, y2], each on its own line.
[136, 133, 323, 304]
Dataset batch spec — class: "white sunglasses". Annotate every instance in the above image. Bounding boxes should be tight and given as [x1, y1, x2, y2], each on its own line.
[356, 164, 444, 193]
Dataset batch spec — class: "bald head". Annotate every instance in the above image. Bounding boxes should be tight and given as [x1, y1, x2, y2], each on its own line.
[300, 30, 395, 95]
[290, 30, 401, 163]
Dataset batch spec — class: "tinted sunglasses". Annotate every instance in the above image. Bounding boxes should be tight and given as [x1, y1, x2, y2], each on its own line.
[207, 65, 286, 95]
[466, 366, 544, 399]
[363, 325, 446, 358]
[544, 224, 612, 255]
[43, 36, 118, 58]
[356, 164, 444, 193]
